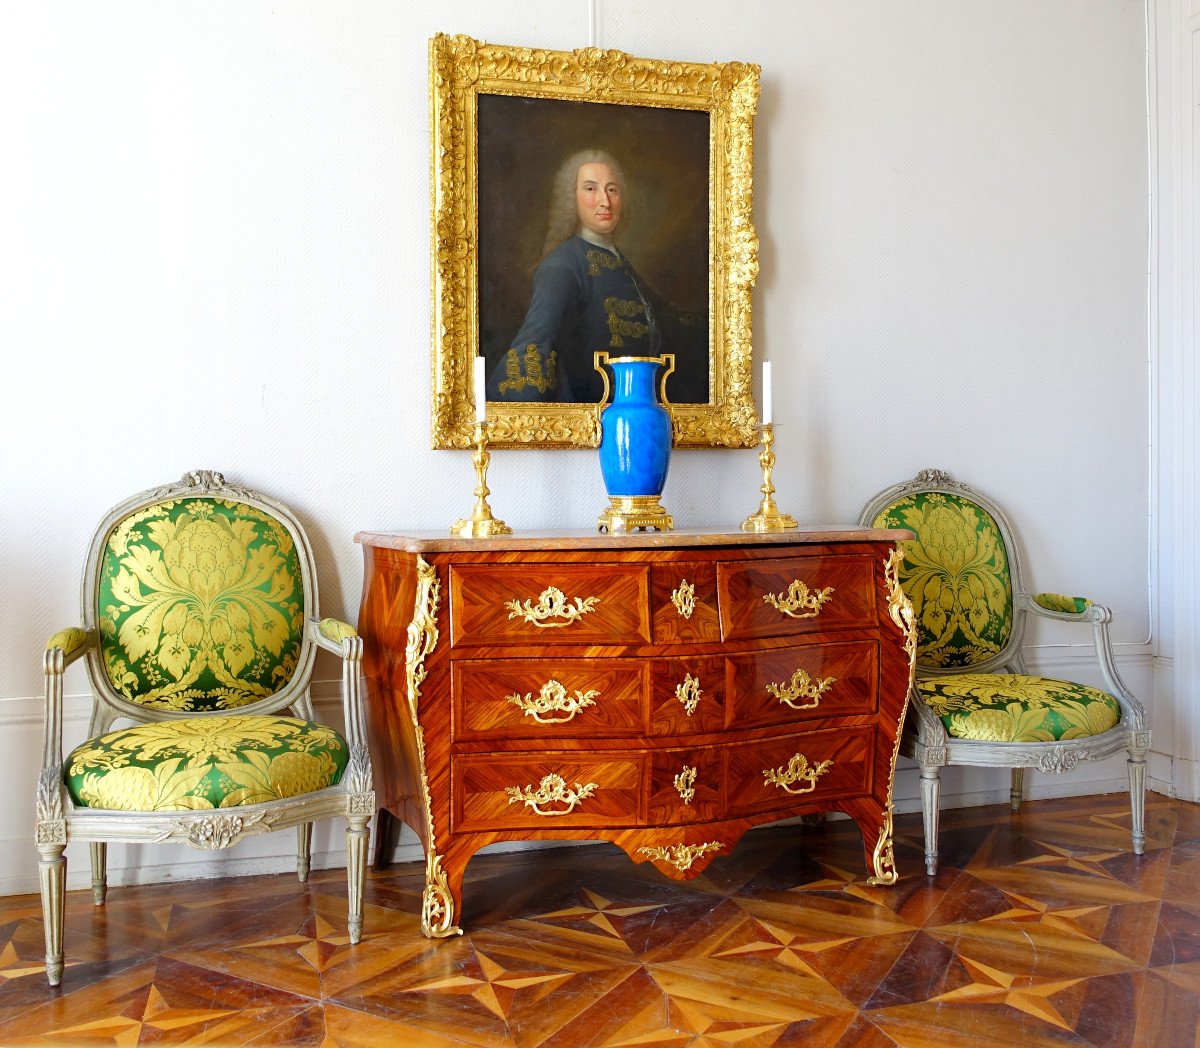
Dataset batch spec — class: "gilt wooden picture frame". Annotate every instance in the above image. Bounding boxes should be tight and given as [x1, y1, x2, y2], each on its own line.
[429, 34, 761, 449]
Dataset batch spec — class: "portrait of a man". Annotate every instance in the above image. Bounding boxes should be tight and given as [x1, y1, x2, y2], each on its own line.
[477, 95, 711, 406]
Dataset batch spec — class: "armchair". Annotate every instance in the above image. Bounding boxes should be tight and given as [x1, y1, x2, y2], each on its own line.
[36, 470, 373, 986]
[859, 469, 1149, 875]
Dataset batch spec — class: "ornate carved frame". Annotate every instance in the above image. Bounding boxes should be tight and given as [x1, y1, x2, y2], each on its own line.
[429, 33, 761, 450]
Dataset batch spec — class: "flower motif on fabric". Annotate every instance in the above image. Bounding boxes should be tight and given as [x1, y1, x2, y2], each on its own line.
[97, 499, 304, 709]
[876, 493, 1012, 668]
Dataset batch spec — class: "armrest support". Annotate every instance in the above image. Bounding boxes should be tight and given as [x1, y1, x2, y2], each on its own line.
[305, 618, 372, 793]
[40, 627, 96, 830]
[1016, 592, 1144, 728]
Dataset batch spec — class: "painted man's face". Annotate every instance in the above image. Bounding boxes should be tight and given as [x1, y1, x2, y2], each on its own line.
[575, 162, 622, 237]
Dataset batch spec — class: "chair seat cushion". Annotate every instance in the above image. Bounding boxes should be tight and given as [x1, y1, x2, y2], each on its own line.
[917, 673, 1121, 742]
[65, 715, 349, 811]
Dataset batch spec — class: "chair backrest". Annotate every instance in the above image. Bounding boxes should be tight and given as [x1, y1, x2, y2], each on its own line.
[81, 471, 319, 721]
[860, 470, 1025, 671]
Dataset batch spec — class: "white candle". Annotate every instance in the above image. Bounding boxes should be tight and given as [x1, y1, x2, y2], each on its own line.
[473, 356, 487, 423]
[761, 361, 772, 425]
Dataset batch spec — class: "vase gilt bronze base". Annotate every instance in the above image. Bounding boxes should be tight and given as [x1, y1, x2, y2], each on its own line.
[597, 495, 674, 533]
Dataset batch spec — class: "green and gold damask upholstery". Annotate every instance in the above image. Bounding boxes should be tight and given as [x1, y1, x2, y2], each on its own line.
[870, 491, 1013, 668]
[64, 715, 348, 811]
[918, 674, 1120, 743]
[1033, 593, 1093, 615]
[97, 498, 305, 712]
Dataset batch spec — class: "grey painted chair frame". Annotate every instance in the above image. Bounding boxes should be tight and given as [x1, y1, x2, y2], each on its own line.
[859, 469, 1150, 875]
[35, 470, 375, 986]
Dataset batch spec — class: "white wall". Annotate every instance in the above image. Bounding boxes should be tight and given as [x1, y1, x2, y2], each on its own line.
[1, 0, 1153, 894]
[1151, 0, 1200, 799]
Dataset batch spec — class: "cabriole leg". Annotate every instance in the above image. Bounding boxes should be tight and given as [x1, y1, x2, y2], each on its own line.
[89, 842, 107, 905]
[38, 843, 66, 987]
[1010, 768, 1025, 813]
[296, 823, 312, 882]
[919, 764, 942, 876]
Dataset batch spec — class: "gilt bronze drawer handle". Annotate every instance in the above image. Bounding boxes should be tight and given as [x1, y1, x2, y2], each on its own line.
[671, 579, 696, 619]
[762, 580, 834, 619]
[676, 673, 703, 716]
[505, 773, 598, 816]
[674, 765, 697, 805]
[763, 753, 833, 795]
[637, 841, 723, 873]
[505, 586, 600, 628]
[766, 669, 837, 710]
[506, 680, 600, 724]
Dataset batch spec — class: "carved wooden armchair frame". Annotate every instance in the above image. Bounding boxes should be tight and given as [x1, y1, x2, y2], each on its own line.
[36, 470, 374, 985]
[860, 469, 1150, 875]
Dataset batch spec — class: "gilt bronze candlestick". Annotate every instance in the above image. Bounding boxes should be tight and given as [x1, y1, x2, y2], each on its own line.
[450, 421, 511, 538]
[741, 423, 797, 531]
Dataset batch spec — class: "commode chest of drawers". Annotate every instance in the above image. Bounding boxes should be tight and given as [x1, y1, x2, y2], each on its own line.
[355, 528, 916, 937]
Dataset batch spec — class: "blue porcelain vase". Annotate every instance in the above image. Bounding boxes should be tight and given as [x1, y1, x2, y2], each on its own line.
[595, 354, 674, 518]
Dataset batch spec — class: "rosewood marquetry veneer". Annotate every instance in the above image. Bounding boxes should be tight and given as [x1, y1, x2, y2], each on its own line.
[354, 528, 916, 937]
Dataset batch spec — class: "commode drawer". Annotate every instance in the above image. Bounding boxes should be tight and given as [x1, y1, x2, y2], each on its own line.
[453, 658, 646, 742]
[726, 640, 878, 730]
[718, 555, 876, 640]
[449, 563, 650, 647]
[452, 752, 645, 831]
[725, 726, 875, 817]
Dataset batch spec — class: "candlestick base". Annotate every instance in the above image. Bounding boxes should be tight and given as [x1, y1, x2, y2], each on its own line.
[450, 423, 512, 539]
[741, 503, 798, 532]
[450, 512, 512, 538]
[597, 495, 674, 533]
[740, 423, 798, 532]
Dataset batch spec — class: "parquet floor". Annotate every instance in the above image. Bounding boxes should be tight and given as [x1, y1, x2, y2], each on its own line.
[0, 792, 1196, 1046]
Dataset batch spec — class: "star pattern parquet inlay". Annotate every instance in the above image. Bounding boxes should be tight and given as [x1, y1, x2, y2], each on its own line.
[0, 793, 1197, 1046]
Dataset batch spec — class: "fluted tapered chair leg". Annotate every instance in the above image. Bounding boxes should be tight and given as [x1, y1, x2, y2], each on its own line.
[296, 823, 312, 882]
[346, 814, 369, 943]
[90, 842, 107, 905]
[38, 844, 66, 987]
[1010, 768, 1025, 812]
[919, 764, 942, 876]
[1128, 747, 1147, 855]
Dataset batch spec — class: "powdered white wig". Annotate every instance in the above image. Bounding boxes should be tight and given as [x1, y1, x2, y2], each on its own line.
[541, 148, 630, 258]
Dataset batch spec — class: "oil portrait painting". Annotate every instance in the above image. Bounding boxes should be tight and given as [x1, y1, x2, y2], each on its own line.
[478, 95, 710, 407]
[429, 34, 761, 449]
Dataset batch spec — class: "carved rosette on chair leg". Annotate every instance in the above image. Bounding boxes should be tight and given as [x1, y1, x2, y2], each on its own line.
[595, 352, 675, 533]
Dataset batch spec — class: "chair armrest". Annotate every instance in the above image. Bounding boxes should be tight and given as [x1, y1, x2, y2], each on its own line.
[1016, 592, 1146, 729]
[1022, 592, 1097, 620]
[309, 616, 359, 655]
[40, 627, 95, 829]
[305, 618, 372, 794]
[45, 626, 93, 667]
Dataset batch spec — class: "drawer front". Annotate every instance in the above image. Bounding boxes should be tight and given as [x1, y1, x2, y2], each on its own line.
[648, 747, 723, 825]
[648, 654, 727, 737]
[650, 562, 721, 644]
[453, 659, 646, 742]
[449, 564, 651, 647]
[726, 640, 878, 730]
[725, 727, 874, 818]
[718, 555, 876, 640]
[453, 753, 644, 831]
